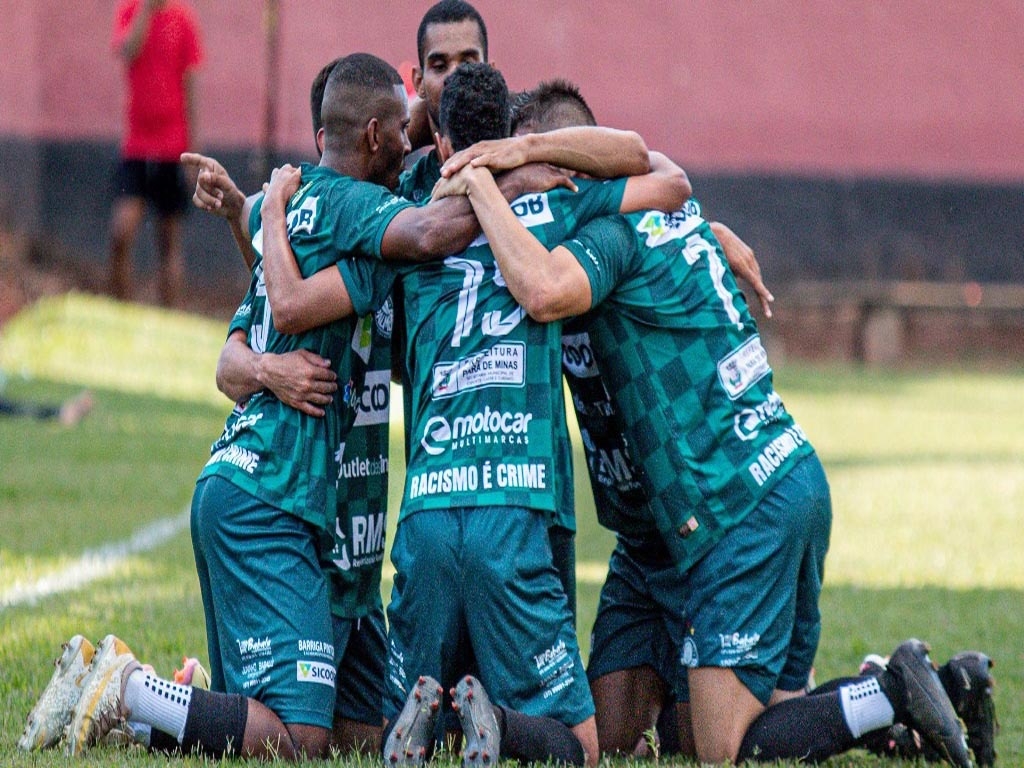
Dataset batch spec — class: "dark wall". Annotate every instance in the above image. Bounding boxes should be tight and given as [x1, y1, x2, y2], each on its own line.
[3, 136, 1020, 317]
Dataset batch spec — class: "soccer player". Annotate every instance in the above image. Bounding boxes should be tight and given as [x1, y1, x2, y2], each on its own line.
[442, 82, 972, 768]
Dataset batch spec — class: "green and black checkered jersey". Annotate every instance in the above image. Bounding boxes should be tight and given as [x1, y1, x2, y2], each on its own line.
[224, 288, 394, 618]
[397, 178, 626, 521]
[199, 163, 406, 535]
[323, 302, 394, 617]
[563, 200, 817, 571]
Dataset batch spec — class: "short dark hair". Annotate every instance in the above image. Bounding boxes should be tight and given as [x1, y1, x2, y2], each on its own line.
[322, 53, 404, 151]
[417, 0, 488, 67]
[511, 79, 597, 134]
[310, 57, 342, 141]
[438, 62, 510, 151]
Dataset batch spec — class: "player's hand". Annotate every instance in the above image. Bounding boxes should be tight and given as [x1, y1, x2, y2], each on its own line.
[430, 165, 478, 200]
[500, 163, 578, 197]
[263, 164, 302, 210]
[181, 152, 245, 220]
[710, 221, 773, 318]
[441, 136, 530, 177]
[258, 349, 337, 418]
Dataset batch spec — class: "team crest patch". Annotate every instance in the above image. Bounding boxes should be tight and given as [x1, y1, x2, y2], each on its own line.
[682, 636, 699, 668]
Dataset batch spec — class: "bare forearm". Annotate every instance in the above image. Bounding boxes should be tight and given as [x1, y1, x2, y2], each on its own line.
[523, 127, 649, 178]
[216, 334, 262, 402]
[465, 170, 586, 321]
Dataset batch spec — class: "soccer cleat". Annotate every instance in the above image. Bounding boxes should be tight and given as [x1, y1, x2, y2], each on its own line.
[939, 652, 998, 766]
[385, 675, 443, 765]
[878, 639, 972, 768]
[174, 656, 211, 690]
[65, 634, 141, 756]
[451, 675, 500, 768]
[17, 635, 96, 751]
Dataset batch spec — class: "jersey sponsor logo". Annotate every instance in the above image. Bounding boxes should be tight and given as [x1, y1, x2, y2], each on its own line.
[375, 295, 394, 340]
[206, 444, 261, 473]
[329, 510, 386, 571]
[509, 192, 555, 228]
[408, 464, 480, 498]
[296, 660, 336, 687]
[561, 332, 599, 378]
[237, 636, 272, 658]
[717, 336, 771, 400]
[747, 424, 808, 487]
[419, 406, 534, 456]
[353, 369, 391, 426]
[287, 195, 319, 236]
[297, 639, 334, 659]
[432, 343, 525, 398]
[534, 639, 567, 671]
[634, 208, 704, 248]
[718, 632, 761, 664]
[733, 392, 785, 442]
[336, 444, 389, 481]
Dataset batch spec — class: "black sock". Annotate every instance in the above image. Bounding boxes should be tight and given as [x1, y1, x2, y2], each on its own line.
[179, 688, 248, 758]
[149, 727, 180, 754]
[656, 703, 682, 756]
[496, 706, 585, 765]
[737, 691, 854, 763]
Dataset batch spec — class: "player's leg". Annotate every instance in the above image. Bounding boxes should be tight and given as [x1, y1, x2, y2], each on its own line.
[587, 539, 677, 755]
[183, 475, 335, 757]
[109, 159, 147, 301]
[465, 507, 594, 766]
[152, 161, 189, 308]
[685, 454, 833, 762]
[383, 510, 465, 763]
[331, 609, 387, 754]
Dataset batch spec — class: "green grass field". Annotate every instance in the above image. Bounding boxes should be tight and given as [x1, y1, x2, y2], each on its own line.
[1, 294, 1021, 766]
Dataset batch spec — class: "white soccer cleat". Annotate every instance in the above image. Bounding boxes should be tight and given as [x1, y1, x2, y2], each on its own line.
[65, 634, 140, 756]
[17, 635, 96, 751]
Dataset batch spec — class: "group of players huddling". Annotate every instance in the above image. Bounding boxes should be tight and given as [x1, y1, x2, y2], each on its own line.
[19, 2, 997, 766]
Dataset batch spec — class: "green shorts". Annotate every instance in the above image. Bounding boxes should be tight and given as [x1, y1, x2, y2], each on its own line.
[586, 536, 688, 700]
[333, 608, 386, 726]
[191, 476, 336, 728]
[385, 507, 593, 729]
[681, 454, 832, 704]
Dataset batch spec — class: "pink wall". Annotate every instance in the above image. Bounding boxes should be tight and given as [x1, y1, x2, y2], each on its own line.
[4, 0, 1022, 181]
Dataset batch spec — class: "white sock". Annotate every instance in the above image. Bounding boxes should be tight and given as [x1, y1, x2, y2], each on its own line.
[123, 669, 193, 742]
[839, 677, 896, 738]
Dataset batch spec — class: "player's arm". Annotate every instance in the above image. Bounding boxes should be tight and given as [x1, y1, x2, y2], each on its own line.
[619, 151, 691, 213]
[181, 152, 260, 269]
[709, 221, 774, 317]
[441, 127, 650, 179]
[216, 329, 338, 418]
[258, 165, 357, 334]
[460, 165, 593, 322]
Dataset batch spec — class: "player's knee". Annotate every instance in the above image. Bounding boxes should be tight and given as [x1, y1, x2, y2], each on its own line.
[284, 723, 331, 759]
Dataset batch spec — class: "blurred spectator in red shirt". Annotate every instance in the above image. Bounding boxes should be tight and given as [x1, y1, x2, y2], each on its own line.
[110, 0, 203, 308]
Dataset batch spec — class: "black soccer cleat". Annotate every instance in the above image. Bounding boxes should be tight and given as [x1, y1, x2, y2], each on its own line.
[451, 675, 500, 767]
[878, 639, 972, 768]
[385, 675, 443, 766]
[939, 652, 998, 766]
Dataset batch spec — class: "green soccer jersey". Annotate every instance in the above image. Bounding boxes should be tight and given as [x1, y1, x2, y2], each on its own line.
[323, 304, 394, 617]
[563, 200, 817, 571]
[398, 178, 626, 520]
[199, 163, 407, 535]
[396, 150, 442, 203]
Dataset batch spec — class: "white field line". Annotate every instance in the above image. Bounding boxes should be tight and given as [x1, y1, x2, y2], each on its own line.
[1, 510, 190, 609]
